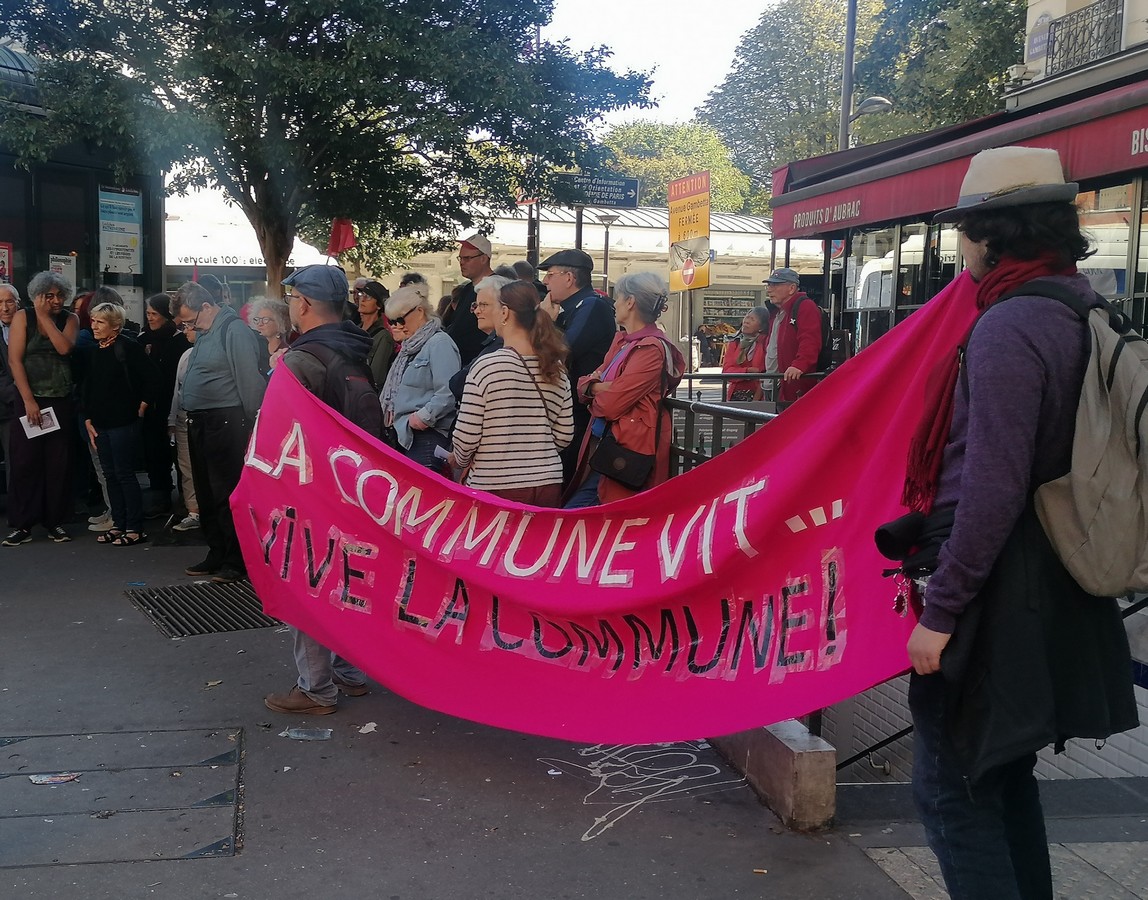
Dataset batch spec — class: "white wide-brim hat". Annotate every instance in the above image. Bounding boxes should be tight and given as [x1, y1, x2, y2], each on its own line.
[933, 146, 1079, 223]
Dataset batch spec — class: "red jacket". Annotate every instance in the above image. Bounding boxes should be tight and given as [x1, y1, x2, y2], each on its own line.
[576, 327, 685, 504]
[766, 292, 821, 402]
[720, 334, 767, 399]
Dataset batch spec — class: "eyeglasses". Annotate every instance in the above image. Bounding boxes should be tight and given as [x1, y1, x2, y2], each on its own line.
[41, 292, 63, 300]
[353, 289, 367, 296]
[177, 307, 203, 333]
[457, 253, 483, 262]
[0, 298, 16, 307]
[471, 301, 494, 312]
[251, 316, 274, 326]
[389, 307, 420, 327]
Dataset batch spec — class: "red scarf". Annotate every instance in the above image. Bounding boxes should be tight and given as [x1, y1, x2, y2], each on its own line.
[901, 254, 1076, 512]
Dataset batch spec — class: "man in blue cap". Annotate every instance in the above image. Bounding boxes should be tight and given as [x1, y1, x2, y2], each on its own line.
[762, 267, 821, 403]
[264, 263, 376, 715]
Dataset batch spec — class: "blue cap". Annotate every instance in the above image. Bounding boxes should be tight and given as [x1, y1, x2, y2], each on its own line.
[764, 267, 801, 285]
[282, 264, 349, 306]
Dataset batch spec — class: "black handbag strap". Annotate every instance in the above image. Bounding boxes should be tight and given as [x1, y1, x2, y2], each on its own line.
[510, 348, 563, 449]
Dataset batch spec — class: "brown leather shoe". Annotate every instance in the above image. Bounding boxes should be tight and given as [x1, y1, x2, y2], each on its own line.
[264, 686, 337, 715]
[332, 675, 369, 697]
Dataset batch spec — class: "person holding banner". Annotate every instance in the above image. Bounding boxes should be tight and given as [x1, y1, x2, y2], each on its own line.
[449, 279, 573, 506]
[380, 283, 460, 469]
[264, 264, 373, 715]
[899, 147, 1137, 900]
[573, 271, 684, 506]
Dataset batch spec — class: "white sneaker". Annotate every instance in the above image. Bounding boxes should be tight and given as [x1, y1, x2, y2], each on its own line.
[88, 511, 111, 525]
[88, 514, 114, 532]
[173, 514, 200, 532]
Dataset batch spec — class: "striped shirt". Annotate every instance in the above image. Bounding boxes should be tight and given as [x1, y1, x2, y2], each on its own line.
[452, 349, 574, 490]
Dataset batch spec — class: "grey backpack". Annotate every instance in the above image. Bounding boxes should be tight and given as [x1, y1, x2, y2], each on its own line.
[1009, 278, 1148, 597]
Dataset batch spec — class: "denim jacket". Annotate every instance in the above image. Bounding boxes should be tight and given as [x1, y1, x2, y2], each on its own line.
[389, 331, 460, 449]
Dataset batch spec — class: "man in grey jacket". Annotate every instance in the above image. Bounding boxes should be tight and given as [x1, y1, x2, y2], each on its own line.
[264, 265, 373, 715]
[173, 281, 267, 584]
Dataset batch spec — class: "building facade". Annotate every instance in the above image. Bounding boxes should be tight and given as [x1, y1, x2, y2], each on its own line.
[767, 0, 1148, 782]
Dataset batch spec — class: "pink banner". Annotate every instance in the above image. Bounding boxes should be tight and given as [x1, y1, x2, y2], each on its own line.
[233, 274, 981, 742]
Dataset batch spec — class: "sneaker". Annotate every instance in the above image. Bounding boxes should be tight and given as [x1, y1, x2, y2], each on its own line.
[172, 514, 200, 532]
[264, 686, 337, 715]
[2, 528, 32, 546]
[88, 517, 116, 533]
[88, 511, 111, 525]
[46, 526, 71, 543]
[185, 558, 219, 577]
[332, 674, 370, 697]
[211, 567, 247, 584]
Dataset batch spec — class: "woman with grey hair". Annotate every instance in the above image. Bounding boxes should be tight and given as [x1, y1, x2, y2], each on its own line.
[3, 271, 80, 545]
[83, 302, 160, 545]
[379, 283, 461, 469]
[570, 271, 685, 507]
[248, 297, 291, 370]
[721, 305, 772, 401]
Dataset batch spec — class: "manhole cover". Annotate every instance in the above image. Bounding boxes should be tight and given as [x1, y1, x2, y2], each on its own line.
[126, 582, 279, 637]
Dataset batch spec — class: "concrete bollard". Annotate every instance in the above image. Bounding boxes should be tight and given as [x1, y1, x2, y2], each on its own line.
[710, 719, 836, 831]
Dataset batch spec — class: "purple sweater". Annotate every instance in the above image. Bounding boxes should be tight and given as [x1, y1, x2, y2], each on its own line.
[922, 274, 1091, 633]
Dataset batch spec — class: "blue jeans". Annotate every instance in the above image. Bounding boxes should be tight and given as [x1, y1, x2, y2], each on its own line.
[94, 422, 144, 533]
[563, 472, 601, 509]
[291, 627, 367, 704]
[909, 672, 1052, 900]
[404, 429, 448, 471]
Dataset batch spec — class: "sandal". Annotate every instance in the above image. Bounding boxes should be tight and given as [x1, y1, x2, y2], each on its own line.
[96, 530, 124, 544]
[110, 532, 147, 546]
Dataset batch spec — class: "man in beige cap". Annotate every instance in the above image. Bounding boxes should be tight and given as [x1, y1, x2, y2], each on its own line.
[442, 233, 494, 366]
[896, 146, 1136, 899]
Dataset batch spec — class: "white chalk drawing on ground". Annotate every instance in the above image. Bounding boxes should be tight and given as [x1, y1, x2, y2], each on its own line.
[538, 741, 750, 841]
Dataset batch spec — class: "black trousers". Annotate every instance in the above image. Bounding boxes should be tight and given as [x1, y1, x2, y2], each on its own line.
[187, 407, 251, 573]
[7, 395, 74, 530]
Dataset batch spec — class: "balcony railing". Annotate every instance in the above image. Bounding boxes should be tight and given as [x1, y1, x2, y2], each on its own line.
[1046, 0, 1124, 76]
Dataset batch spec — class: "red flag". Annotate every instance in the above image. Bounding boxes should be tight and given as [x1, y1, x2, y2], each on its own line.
[326, 218, 357, 256]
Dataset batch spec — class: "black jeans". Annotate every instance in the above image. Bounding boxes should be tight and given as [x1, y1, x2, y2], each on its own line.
[909, 672, 1052, 900]
[187, 407, 251, 573]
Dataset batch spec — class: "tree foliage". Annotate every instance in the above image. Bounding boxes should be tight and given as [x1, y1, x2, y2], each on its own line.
[0, 0, 651, 285]
[855, 0, 1025, 130]
[599, 120, 752, 212]
[697, 0, 884, 195]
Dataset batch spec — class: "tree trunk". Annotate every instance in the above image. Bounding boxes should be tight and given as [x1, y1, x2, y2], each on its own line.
[249, 212, 294, 296]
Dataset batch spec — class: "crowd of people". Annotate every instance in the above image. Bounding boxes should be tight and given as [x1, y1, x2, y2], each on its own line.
[0, 233, 691, 567]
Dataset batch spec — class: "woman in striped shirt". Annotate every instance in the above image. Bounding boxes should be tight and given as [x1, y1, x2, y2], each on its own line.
[449, 279, 573, 506]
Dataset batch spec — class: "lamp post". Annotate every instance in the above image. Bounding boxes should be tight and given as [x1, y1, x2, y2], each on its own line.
[838, 0, 893, 150]
[597, 213, 620, 295]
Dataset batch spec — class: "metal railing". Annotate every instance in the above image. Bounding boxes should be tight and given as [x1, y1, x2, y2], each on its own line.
[1047, 0, 1123, 76]
[666, 372, 826, 474]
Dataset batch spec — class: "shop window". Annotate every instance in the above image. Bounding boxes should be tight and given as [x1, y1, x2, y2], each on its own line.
[0, 172, 28, 287]
[36, 171, 90, 289]
[1078, 183, 1131, 298]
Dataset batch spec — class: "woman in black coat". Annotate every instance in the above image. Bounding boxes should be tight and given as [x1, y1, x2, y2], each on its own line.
[137, 293, 189, 514]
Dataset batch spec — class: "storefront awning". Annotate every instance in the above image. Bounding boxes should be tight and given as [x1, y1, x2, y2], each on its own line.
[772, 79, 1148, 239]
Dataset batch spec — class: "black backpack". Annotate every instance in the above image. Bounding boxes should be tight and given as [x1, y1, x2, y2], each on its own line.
[791, 295, 833, 372]
[294, 343, 384, 439]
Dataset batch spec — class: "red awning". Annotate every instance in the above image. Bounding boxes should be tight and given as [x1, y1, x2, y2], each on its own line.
[772, 80, 1148, 238]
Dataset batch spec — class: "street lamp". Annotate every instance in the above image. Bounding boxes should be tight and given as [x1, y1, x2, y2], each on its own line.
[838, 0, 894, 150]
[597, 213, 620, 295]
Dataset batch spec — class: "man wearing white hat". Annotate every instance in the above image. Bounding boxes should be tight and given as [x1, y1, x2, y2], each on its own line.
[899, 146, 1137, 899]
[442, 233, 495, 366]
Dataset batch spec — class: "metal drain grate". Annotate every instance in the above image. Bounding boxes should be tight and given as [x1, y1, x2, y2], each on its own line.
[126, 582, 280, 638]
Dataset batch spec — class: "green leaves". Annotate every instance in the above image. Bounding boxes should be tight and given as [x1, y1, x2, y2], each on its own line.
[1, 0, 651, 283]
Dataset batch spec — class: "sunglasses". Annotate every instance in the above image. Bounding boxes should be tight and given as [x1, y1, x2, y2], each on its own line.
[390, 307, 420, 327]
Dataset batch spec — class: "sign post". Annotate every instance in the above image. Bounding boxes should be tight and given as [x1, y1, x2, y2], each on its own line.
[668, 172, 712, 372]
[553, 173, 640, 209]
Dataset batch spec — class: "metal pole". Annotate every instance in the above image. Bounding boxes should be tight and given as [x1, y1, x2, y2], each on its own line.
[575, 206, 584, 250]
[602, 222, 611, 293]
[838, 0, 858, 152]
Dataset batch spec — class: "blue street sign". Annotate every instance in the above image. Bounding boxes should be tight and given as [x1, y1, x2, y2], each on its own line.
[553, 173, 640, 209]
